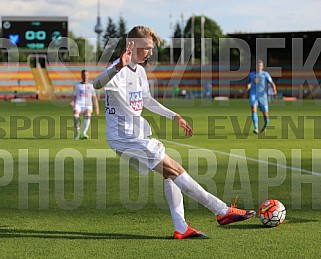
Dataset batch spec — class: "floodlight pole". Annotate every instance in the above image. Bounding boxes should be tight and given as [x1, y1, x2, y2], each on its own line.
[169, 14, 173, 64]
[201, 15, 205, 65]
[191, 15, 195, 64]
[180, 13, 184, 65]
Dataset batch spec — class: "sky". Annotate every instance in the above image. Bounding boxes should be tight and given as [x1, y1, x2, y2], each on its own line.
[1, 0, 321, 43]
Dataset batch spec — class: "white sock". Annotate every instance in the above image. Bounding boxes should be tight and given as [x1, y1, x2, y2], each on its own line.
[164, 178, 188, 233]
[174, 172, 229, 216]
[73, 115, 80, 131]
[82, 115, 91, 135]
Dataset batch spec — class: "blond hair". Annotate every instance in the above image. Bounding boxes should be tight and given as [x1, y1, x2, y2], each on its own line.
[127, 26, 161, 47]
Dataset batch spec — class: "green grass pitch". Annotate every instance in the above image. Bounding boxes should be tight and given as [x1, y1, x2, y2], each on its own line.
[0, 98, 320, 258]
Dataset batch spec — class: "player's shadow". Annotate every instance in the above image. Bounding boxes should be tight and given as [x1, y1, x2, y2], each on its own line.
[285, 216, 319, 224]
[218, 216, 319, 229]
[0, 227, 172, 240]
[218, 223, 264, 229]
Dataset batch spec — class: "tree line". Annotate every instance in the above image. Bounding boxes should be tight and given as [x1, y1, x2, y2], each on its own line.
[98, 15, 236, 63]
[0, 15, 239, 63]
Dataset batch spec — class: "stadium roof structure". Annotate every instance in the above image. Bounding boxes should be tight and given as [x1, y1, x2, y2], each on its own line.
[227, 30, 321, 66]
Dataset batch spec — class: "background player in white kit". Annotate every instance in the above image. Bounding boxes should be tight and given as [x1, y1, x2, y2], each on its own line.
[94, 26, 255, 239]
[71, 69, 99, 140]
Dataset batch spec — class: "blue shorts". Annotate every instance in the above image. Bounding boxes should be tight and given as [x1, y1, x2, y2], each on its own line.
[249, 94, 269, 112]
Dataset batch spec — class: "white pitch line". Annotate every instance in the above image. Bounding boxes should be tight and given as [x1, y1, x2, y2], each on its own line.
[162, 139, 321, 177]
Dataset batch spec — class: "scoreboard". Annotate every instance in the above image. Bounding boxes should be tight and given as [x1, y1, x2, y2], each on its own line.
[1, 16, 68, 52]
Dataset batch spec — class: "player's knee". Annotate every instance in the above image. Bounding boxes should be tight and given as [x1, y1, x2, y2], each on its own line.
[163, 164, 185, 179]
[162, 168, 180, 179]
[84, 109, 92, 115]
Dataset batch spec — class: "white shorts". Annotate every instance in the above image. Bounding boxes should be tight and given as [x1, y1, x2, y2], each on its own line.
[108, 138, 166, 175]
[74, 104, 92, 114]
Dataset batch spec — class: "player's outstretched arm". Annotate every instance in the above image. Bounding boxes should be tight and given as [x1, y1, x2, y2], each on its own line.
[93, 42, 135, 89]
[143, 95, 192, 136]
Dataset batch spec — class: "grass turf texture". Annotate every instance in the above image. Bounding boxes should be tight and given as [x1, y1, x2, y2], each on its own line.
[0, 99, 320, 258]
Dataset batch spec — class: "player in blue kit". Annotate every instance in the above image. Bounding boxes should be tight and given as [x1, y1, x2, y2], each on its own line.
[247, 60, 277, 134]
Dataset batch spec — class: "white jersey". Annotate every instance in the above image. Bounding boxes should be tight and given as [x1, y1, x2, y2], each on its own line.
[104, 62, 176, 140]
[73, 82, 96, 107]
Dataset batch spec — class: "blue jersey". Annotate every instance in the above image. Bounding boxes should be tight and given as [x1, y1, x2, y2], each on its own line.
[248, 71, 272, 96]
[248, 71, 272, 107]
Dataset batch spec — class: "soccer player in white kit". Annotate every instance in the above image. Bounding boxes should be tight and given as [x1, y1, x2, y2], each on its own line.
[72, 70, 99, 140]
[94, 26, 255, 239]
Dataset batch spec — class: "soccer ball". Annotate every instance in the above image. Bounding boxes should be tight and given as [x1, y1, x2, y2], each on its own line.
[258, 200, 286, 227]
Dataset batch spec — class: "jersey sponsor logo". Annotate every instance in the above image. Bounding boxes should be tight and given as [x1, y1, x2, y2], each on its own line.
[79, 90, 85, 96]
[79, 89, 90, 97]
[254, 77, 261, 84]
[129, 91, 143, 111]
